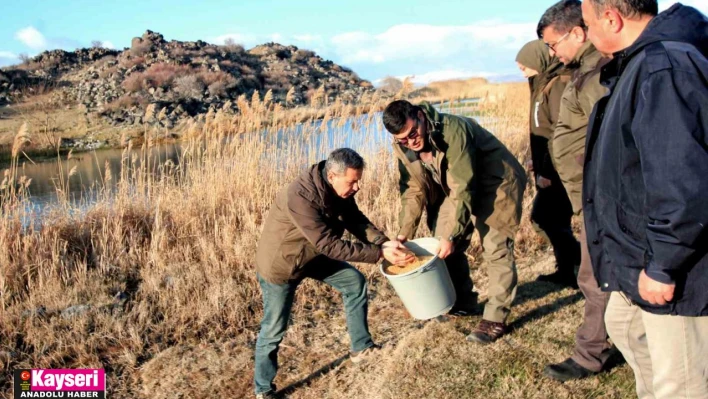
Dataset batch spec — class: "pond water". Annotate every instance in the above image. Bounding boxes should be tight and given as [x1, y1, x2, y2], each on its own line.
[7, 100, 487, 215]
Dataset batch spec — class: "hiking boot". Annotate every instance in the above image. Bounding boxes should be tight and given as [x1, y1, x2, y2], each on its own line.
[537, 270, 578, 289]
[350, 344, 381, 364]
[466, 320, 508, 344]
[543, 358, 597, 382]
[256, 391, 281, 399]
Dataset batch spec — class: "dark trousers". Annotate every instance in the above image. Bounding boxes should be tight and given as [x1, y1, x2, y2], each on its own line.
[531, 180, 580, 272]
[254, 258, 374, 394]
[570, 219, 612, 372]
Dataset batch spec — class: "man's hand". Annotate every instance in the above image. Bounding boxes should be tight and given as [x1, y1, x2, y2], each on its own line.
[638, 270, 675, 305]
[525, 159, 534, 173]
[536, 176, 552, 189]
[382, 241, 415, 266]
[436, 238, 455, 260]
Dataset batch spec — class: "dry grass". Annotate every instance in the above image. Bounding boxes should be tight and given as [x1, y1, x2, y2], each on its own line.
[0, 83, 633, 398]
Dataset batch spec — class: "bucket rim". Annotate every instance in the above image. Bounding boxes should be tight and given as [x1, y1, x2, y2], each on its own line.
[379, 254, 440, 279]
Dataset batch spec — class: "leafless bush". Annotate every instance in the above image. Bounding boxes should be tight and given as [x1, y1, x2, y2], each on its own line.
[292, 49, 315, 63]
[379, 76, 403, 94]
[173, 75, 205, 100]
[130, 42, 152, 57]
[223, 38, 245, 55]
[122, 74, 144, 92]
[119, 56, 145, 69]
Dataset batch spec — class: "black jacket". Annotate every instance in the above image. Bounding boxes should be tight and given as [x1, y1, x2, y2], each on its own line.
[583, 4, 708, 316]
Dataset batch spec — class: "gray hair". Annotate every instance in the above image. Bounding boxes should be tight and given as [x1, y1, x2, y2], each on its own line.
[325, 148, 366, 175]
[588, 0, 658, 18]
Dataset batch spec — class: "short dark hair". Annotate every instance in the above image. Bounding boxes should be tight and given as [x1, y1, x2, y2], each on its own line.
[383, 100, 420, 134]
[588, 0, 658, 18]
[537, 0, 585, 38]
[325, 148, 365, 175]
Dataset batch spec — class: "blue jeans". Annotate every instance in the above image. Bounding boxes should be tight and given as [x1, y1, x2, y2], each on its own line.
[254, 257, 374, 394]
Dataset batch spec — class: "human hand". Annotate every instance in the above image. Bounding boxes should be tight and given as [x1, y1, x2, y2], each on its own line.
[536, 176, 552, 189]
[436, 238, 455, 260]
[382, 241, 416, 266]
[525, 159, 534, 173]
[638, 270, 675, 305]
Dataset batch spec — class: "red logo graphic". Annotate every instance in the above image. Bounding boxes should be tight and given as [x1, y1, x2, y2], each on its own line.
[20, 371, 30, 381]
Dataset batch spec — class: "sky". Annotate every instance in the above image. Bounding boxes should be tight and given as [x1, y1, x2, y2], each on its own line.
[1, 0, 707, 85]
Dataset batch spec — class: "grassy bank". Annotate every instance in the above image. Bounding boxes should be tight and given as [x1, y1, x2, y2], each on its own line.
[0, 84, 633, 398]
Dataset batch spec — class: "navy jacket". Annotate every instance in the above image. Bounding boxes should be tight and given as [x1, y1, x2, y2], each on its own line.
[584, 4, 708, 316]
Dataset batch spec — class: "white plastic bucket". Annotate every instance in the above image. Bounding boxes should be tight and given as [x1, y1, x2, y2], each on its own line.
[380, 237, 457, 320]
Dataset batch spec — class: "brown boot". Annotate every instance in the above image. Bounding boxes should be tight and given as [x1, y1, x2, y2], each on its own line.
[466, 320, 507, 344]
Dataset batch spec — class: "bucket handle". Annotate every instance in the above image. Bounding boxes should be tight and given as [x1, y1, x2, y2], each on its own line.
[408, 236, 442, 274]
[419, 255, 440, 273]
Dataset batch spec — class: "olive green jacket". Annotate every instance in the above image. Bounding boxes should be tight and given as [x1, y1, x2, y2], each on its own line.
[552, 42, 610, 213]
[394, 103, 527, 241]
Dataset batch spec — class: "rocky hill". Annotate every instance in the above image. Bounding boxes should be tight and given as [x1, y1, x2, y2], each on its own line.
[1, 30, 373, 128]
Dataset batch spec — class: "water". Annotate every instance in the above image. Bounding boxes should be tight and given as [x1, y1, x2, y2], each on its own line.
[7, 101, 487, 216]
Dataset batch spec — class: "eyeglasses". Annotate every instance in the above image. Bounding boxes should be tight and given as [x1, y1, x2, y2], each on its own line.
[545, 31, 570, 52]
[394, 120, 421, 145]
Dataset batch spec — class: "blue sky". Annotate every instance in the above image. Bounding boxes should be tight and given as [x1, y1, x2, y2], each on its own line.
[2, 0, 706, 84]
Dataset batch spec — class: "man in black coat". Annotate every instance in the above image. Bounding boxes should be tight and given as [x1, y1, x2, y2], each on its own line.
[582, 1, 708, 397]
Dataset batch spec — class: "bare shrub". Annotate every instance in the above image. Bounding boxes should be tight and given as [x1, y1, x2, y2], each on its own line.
[122, 73, 144, 92]
[91, 40, 103, 48]
[379, 76, 403, 94]
[98, 66, 119, 79]
[170, 47, 190, 58]
[95, 55, 117, 67]
[104, 95, 139, 111]
[223, 38, 245, 55]
[195, 70, 236, 97]
[202, 47, 218, 56]
[292, 49, 314, 63]
[131, 42, 152, 57]
[173, 75, 205, 100]
[119, 56, 145, 69]
[143, 63, 194, 90]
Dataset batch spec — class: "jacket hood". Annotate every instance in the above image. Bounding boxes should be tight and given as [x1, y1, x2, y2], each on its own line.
[624, 3, 708, 58]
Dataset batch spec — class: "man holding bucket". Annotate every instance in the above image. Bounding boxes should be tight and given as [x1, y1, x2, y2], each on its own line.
[383, 100, 527, 344]
[253, 148, 413, 399]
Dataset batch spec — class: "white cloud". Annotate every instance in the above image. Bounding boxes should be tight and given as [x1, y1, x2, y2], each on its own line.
[212, 21, 537, 83]
[293, 34, 322, 43]
[0, 51, 19, 67]
[381, 69, 500, 86]
[102, 41, 116, 49]
[15, 26, 47, 50]
[329, 22, 537, 65]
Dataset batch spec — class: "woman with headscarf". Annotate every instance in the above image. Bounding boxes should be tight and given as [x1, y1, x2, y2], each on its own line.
[516, 39, 579, 288]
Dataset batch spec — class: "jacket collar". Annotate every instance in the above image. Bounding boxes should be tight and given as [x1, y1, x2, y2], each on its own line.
[572, 41, 602, 73]
[312, 161, 336, 205]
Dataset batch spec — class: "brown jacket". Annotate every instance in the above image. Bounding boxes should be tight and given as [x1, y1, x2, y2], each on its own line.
[394, 103, 526, 241]
[552, 42, 609, 213]
[530, 67, 571, 179]
[256, 161, 387, 284]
